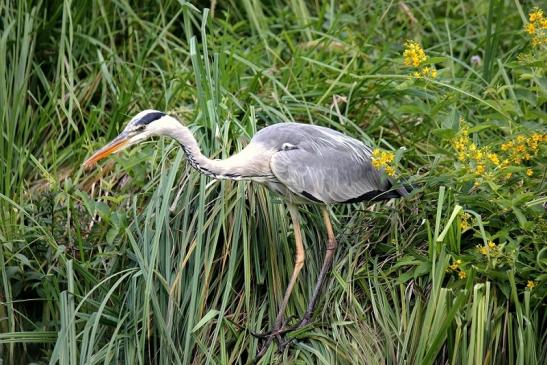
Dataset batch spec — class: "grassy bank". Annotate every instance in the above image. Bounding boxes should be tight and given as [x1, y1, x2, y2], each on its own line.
[0, 0, 545, 364]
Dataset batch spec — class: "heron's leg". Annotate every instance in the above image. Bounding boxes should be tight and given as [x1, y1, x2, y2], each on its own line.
[254, 207, 336, 360]
[252, 204, 304, 338]
[253, 204, 304, 359]
[272, 203, 305, 329]
[255, 206, 336, 359]
[298, 206, 337, 326]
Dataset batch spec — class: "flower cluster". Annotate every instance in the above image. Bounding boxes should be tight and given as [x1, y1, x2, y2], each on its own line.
[478, 240, 500, 256]
[412, 66, 438, 79]
[451, 119, 546, 184]
[525, 7, 547, 47]
[527, 280, 537, 289]
[372, 149, 396, 176]
[460, 212, 472, 231]
[500, 133, 545, 165]
[451, 123, 504, 181]
[403, 40, 437, 79]
[403, 40, 427, 67]
[448, 259, 466, 279]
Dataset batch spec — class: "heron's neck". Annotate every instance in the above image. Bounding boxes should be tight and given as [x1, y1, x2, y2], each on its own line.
[170, 124, 268, 180]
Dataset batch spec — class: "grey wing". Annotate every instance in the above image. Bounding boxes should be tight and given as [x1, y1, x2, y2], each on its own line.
[268, 128, 397, 204]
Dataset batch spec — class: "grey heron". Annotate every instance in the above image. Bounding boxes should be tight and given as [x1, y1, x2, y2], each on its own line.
[83, 110, 411, 355]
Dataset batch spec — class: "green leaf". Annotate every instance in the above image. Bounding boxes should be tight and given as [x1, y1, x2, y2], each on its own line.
[432, 128, 457, 139]
[106, 227, 118, 245]
[192, 310, 220, 333]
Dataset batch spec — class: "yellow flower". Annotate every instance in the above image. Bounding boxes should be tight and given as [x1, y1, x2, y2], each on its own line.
[529, 8, 544, 23]
[527, 280, 537, 289]
[458, 271, 467, 280]
[487, 153, 500, 166]
[450, 119, 545, 184]
[480, 241, 499, 256]
[532, 37, 546, 47]
[460, 212, 471, 231]
[415, 66, 438, 79]
[403, 40, 427, 67]
[528, 135, 541, 151]
[496, 134, 545, 173]
[372, 149, 396, 176]
[531, 133, 542, 142]
[526, 8, 547, 47]
[449, 259, 462, 271]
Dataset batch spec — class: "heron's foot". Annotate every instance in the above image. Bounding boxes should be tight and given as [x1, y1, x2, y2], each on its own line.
[250, 314, 301, 338]
[254, 334, 282, 362]
[252, 319, 297, 362]
[252, 316, 315, 362]
[250, 326, 289, 339]
[251, 314, 312, 339]
[273, 315, 313, 348]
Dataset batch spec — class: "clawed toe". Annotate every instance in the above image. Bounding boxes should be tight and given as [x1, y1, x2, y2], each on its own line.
[251, 315, 312, 339]
[252, 324, 293, 361]
[249, 326, 288, 339]
[252, 317, 315, 362]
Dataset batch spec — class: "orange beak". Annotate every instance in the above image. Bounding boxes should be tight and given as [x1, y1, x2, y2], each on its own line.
[83, 134, 130, 169]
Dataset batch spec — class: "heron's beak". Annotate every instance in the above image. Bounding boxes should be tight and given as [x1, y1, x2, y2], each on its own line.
[83, 133, 130, 169]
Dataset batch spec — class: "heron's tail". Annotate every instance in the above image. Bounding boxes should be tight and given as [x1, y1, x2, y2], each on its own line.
[353, 181, 416, 202]
[396, 183, 415, 197]
[387, 180, 418, 199]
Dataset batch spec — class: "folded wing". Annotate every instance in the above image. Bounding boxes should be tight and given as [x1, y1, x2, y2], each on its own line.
[268, 126, 400, 204]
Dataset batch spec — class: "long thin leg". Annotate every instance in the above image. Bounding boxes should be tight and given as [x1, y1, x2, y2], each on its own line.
[254, 204, 304, 358]
[298, 206, 337, 326]
[255, 207, 336, 339]
[273, 204, 305, 329]
[255, 206, 337, 361]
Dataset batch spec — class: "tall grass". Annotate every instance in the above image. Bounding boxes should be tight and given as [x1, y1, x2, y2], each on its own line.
[1, 0, 545, 364]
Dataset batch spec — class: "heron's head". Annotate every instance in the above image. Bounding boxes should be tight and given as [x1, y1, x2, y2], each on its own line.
[83, 109, 181, 168]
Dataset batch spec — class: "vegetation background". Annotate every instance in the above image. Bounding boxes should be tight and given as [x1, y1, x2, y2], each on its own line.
[0, 0, 545, 364]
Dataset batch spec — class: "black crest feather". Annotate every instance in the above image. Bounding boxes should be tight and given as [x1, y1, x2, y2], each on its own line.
[135, 111, 165, 125]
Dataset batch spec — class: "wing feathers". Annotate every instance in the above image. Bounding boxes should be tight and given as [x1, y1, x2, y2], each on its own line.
[269, 133, 392, 204]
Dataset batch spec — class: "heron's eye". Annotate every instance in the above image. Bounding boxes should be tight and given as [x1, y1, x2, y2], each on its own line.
[136, 125, 146, 132]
